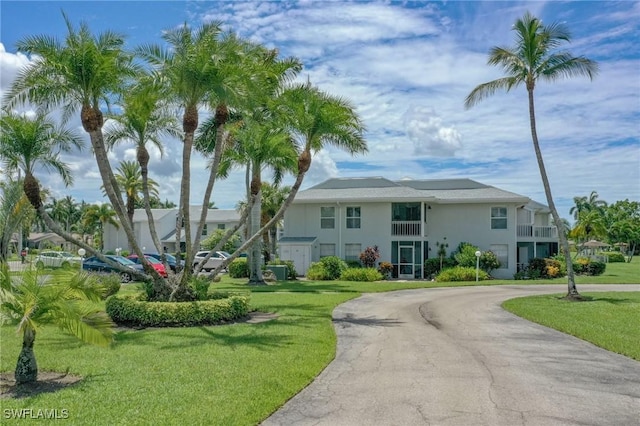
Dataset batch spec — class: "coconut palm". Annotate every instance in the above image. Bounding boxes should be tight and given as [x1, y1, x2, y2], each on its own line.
[82, 203, 119, 251]
[464, 12, 598, 299]
[3, 12, 144, 260]
[570, 191, 607, 221]
[261, 183, 291, 261]
[0, 263, 114, 384]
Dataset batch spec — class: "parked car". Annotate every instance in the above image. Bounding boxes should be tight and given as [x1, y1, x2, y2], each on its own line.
[34, 251, 82, 269]
[144, 253, 185, 272]
[193, 251, 231, 272]
[127, 254, 168, 278]
[82, 255, 144, 283]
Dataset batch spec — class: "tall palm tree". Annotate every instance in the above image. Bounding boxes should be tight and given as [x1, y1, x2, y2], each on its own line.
[82, 204, 119, 251]
[210, 83, 367, 275]
[261, 183, 291, 261]
[570, 191, 607, 221]
[0, 264, 114, 384]
[464, 12, 598, 299]
[3, 12, 144, 261]
[137, 22, 236, 281]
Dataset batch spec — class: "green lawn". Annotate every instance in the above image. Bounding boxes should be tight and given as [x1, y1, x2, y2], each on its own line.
[1, 261, 638, 425]
[503, 292, 640, 361]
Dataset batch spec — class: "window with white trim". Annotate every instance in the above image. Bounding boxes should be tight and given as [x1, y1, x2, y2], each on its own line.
[345, 243, 361, 262]
[202, 224, 208, 236]
[321, 207, 335, 229]
[346, 207, 361, 229]
[490, 244, 508, 268]
[319, 244, 336, 258]
[491, 207, 508, 229]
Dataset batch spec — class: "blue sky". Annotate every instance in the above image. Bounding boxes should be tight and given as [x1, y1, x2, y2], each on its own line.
[1, 1, 639, 221]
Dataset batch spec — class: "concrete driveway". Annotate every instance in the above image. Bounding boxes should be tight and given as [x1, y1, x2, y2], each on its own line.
[262, 285, 640, 426]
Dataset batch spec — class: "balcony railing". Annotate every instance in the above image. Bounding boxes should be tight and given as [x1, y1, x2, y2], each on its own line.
[392, 221, 421, 236]
[517, 225, 557, 239]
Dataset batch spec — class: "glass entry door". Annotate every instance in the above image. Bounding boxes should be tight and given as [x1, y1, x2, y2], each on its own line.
[398, 246, 414, 279]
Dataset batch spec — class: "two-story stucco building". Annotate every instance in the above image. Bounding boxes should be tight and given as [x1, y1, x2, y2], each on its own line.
[279, 177, 558, 279]
[103, 206, 241, 253]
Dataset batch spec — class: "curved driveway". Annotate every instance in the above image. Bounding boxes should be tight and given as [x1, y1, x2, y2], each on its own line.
[263, 285, 640, 426]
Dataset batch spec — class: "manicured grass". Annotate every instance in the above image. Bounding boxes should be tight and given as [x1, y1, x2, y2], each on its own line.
[1, 260, 638, 424]
[503, 292, 640, 361]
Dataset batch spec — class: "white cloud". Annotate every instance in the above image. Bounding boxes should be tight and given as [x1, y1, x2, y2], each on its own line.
[403, 106, 462, 157]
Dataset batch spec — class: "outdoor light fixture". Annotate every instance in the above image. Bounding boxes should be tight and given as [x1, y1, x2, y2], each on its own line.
[78, 248, 86, 269]
[475, 250, 481, 282]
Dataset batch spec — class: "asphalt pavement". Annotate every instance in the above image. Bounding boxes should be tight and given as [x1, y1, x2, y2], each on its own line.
[262, 284, 640, 426]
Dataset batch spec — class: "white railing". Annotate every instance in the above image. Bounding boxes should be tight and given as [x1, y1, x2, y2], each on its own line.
[517, 225, 557, 238]
[391, 221, 421, 236]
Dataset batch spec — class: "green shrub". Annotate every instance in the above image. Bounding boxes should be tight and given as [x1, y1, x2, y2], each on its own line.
[377, 261, 393, 278]
[479, 251, 501, 274]
[267, 259, 297, 279]
[190, 276, 211, 301]
[228, 258, 249, 278]
[526, 257, 564, 279]
[306, 262, 330, 280]
[436, 266, 489, 282]
[319, 256, 347, 280]
[340, 267, 383, 282]
[345, 260, 361, 268]
[99, 272, 122, 299]
[424, 257, 456, 278]
[573, 258, 606, 276]
[603, 252, 625, 263]
[452, 242, 477, 267]
[105, 295, 250, 327]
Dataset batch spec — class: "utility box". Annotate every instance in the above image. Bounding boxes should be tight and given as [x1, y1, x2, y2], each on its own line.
[266, 265, 288, 281]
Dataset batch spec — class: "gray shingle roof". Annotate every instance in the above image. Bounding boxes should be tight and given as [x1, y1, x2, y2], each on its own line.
[295, 177, 530, 204]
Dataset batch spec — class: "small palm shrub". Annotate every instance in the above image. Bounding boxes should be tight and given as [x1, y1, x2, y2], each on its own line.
[340, 268, 383, 282]
[436, 266, 489, 282]
[229, 258, 249, 278]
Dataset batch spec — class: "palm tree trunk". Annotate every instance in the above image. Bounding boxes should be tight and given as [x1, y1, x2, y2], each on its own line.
[15, 327, 37, 384]
[527, 87, 580, 299]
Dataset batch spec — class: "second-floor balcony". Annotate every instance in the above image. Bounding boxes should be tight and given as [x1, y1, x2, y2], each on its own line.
[392, 221, 422, 236]
[517, 224, 557, 239]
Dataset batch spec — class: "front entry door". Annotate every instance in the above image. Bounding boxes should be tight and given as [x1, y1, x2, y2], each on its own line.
[398, 246, 414, 279]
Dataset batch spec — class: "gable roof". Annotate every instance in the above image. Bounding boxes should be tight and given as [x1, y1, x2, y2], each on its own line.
[295, 177, 530, 204]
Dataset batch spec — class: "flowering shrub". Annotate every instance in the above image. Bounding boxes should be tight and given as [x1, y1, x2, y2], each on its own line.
[359, 246, 380, 268]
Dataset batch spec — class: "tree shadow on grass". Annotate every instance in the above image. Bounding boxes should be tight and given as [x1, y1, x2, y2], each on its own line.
[0, 371, 82, 399]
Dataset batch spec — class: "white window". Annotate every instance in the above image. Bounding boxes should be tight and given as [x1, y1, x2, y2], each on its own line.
[490, 244, 508, 268]
[321, 207, 335, 229]
[217, 223, 226, 230]
[202, 224, 208, 236]
[491, 207, 508, 229]
[319, 244, 336, 258]
[345, 243, 361, 262]
[346, 207, 361, 229]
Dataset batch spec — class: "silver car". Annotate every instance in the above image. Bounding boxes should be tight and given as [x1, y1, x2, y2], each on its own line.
[34, 251, 82, 269]
[193, 251, 231, 272]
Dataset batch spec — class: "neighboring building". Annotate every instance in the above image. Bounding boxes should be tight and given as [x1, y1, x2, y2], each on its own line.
[103, 207, 242, 253]
[279, 177, 559, 279]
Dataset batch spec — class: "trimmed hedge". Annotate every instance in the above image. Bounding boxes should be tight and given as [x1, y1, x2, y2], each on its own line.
[573, 258, 607, 276]
[340, 267, 383, 282]
[436, 266, 489, 282]
[106, 295, 250, 327]
[602, 252, 625, 263]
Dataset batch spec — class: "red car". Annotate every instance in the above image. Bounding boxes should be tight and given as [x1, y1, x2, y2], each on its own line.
[126, 254, 168, 278]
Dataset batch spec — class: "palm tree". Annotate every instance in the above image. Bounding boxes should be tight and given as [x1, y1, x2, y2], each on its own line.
[0, 179, 32, 261]
[3, 12, 144, 261]
[0, 264, 114, 384]
[137, 22, 236, 281]
[570, 191, 607, 221]
[105, 75, 180, 255]
[109, 160, 159, 227]
[210, 83, 367, 275]
[82, 204, 119, 251]
[464, 12, 598, 299]
[261, 183, 291, 261]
